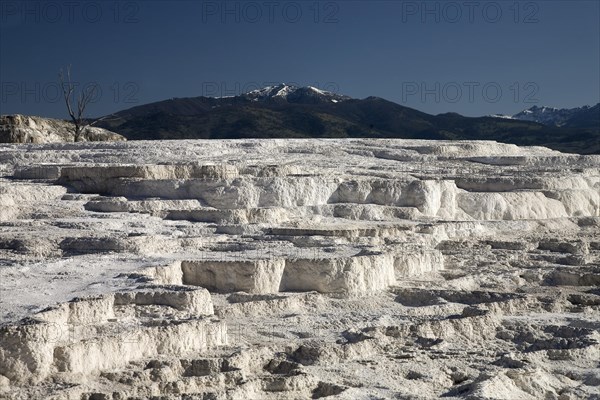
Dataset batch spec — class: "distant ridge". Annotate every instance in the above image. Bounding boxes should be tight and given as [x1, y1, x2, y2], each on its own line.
[491, 104, 599, 129]
[93, 85, 599, 154]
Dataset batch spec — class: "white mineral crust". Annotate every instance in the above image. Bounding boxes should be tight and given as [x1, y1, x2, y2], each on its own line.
[0, 139, 598, 399]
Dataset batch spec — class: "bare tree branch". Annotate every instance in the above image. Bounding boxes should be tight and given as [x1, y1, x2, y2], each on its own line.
[88, 113, 117, 127]
[59, 65, 98, 142]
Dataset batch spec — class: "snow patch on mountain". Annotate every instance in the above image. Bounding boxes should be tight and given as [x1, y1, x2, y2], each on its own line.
[242, 84, 350, 104]
[488, 114, 515, 120]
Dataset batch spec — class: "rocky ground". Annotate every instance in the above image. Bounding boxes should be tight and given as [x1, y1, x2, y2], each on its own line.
[0, 139, 598, 400]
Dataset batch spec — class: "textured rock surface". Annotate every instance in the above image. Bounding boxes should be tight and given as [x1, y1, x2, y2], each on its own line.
[0, 139, 598, 399]
[0, 114, 126, 144]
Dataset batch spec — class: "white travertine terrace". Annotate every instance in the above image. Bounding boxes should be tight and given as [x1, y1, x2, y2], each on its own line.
[0, 114, 125, 144]
[0, 139, 598, 399]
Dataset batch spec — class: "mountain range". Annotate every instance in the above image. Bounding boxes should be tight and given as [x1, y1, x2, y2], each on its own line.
[94, 84, 599, 154]
[492, 104, 599, 128]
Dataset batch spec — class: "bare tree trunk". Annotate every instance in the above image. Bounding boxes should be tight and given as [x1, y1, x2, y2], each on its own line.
[74, 123, 82, 142]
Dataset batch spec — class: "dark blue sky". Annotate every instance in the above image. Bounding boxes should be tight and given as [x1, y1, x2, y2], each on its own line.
[1, 0, 599, 118]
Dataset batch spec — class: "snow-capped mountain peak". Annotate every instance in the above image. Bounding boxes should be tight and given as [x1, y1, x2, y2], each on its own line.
[245, 84, 293, 99]
[489, 103, 598, 127]
[242, 84, 350, 104]
[512, 105, 591, 126]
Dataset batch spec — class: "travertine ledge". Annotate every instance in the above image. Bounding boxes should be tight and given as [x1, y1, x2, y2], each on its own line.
[0, 139, 598, 399]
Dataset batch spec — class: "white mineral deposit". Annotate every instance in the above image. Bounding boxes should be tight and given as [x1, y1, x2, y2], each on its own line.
[0, 139, 599, 399]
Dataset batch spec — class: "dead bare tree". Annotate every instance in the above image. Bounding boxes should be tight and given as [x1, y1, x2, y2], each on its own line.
[59, 66, 99, 142]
